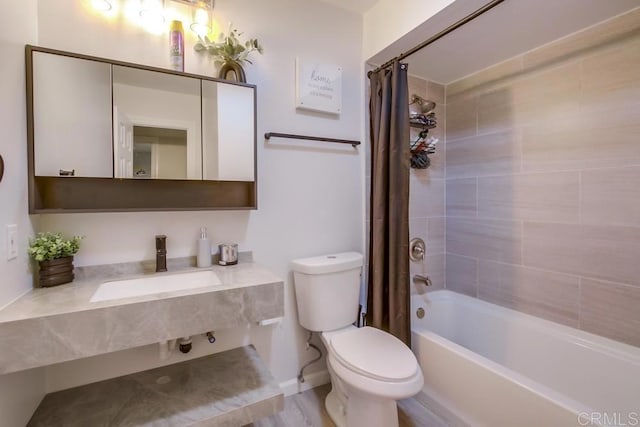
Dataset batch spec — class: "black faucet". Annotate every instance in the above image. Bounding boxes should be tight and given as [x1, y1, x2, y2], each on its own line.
[155, 235, 167, 272]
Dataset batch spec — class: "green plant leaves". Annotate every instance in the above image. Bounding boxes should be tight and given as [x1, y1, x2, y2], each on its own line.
[28, 232, 83, 262]
[192, 24, 264, 66]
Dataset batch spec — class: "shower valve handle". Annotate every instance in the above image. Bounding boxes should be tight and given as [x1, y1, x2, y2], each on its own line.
[409, 238, 426, 262]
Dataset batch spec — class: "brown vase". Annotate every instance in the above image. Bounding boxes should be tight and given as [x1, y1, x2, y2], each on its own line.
[39, 256, 74, 287]
[218, 60, 247, 83]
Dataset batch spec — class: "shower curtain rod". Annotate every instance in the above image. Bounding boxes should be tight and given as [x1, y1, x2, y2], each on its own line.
[367, 0, 506, 77]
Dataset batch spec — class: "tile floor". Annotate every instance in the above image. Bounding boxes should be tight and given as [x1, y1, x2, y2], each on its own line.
[247, 384, 449, 427]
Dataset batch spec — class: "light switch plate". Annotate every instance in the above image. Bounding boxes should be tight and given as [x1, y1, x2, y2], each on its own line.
[7, 224, 18, 260]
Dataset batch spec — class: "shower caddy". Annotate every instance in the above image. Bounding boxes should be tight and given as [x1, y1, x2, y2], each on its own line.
[409, 94, 438, 169]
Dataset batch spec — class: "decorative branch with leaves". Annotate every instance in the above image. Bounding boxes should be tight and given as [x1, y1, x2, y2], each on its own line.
[194, 23, 264, 67]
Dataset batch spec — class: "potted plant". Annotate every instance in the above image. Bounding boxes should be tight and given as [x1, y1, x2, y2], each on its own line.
[28, 232, 82, 287]
[194, 23, 264, 83]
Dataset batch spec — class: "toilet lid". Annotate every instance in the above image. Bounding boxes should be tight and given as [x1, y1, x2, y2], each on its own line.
[329, 327, 418, 382]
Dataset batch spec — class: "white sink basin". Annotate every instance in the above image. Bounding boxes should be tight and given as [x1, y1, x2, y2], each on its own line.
[90, 270, 222, 302]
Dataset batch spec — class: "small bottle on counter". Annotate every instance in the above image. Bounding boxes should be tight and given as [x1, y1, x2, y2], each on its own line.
[197, 227, 212, 268]
[169, 20, 184, 72]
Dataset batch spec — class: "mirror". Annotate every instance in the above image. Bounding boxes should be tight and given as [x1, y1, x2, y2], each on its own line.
[112, 65, 202, 180]
[32, 52, 112, 178]
[31, 50, 255, 182]
[132, 126, 188, 179]
[27, 45, 257, 213]
[202, 80, 255, 181]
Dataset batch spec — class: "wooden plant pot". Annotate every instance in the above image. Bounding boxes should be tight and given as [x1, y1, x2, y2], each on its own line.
[39, 256, 74, 287]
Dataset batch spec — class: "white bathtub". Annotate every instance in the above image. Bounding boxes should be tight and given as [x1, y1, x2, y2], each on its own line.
[411, 290, 640, 427]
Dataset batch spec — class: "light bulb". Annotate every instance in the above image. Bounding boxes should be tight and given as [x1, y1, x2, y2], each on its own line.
[140, 0, 165, 26]
[91, 0, 112, 11]
[190, 4, 211, 36]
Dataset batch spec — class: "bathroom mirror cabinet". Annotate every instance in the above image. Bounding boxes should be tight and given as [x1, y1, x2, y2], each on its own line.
[26, 45, 257, 213]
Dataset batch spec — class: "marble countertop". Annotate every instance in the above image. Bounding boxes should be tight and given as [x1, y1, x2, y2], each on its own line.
[0, 256, 284, 375]
[0, 259, 282, 323]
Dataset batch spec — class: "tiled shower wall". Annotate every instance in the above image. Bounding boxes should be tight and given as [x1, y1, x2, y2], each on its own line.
[365, 75, 446, 295]
[408, 77, 446, 294]
[444, 8, 640, 347]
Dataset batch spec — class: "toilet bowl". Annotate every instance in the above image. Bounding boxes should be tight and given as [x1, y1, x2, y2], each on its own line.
[321, 326, 424, 427]
[291, 252, 424, 427]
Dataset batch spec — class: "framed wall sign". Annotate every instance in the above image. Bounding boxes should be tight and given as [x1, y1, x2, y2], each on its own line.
[295, 58, 342, 114]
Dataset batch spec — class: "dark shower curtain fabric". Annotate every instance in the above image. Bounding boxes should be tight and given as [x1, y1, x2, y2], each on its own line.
[367, 61, 411, 346]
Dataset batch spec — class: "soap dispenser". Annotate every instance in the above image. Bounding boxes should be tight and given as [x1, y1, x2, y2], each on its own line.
[197, 227, 212, 268]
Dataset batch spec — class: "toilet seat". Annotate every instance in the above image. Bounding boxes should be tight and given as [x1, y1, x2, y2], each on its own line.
[328, 327, 419, 382]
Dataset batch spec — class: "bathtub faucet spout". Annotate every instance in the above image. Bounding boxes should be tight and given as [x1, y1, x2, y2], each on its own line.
[413, 275, 432, 287]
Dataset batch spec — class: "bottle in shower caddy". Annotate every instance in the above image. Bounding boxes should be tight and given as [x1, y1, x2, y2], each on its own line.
[169, 20, 184, 72]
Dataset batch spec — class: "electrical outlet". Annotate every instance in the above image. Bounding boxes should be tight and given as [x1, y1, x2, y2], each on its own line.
[7, 224, 18, 260]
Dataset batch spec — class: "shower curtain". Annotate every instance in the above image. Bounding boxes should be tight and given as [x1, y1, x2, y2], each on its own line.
[366, 61, 411, 346]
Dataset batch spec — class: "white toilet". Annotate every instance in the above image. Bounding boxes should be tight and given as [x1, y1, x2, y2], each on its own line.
[291, 252, 424, 427]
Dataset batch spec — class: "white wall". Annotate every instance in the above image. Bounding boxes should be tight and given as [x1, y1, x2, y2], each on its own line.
[363, 0, 455, 60]
[0, 0, 46, 425]
[35, 0, 364, 393]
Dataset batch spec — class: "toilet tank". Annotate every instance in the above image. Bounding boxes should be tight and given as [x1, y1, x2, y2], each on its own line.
[291, 252, 363, 332]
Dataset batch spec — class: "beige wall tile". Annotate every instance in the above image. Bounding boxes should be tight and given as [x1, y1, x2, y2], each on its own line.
[582, 166, 640, 227]
[447, 218, 522, 264]
[409, 176, 444, 218]
[427, 81, 445, 105]
[521, 48, 640, 173]
[446, 178, 477, 217]
[441, 9, 640, 345]
[408, 75, 427, 99]
[579, 225, 640, 287]
[522, 119, 640, 173]
[523, 8, 640, 71]
[522, 222, 583, 275]
[582, 37, 640, 91]
[477, 172, 579, 223]
[478, 261, 580, 327]
[446, 130, 521, 179]
[523, 222, 640, 287]
[409, 217, 428, 247]
[410, 254, 445, 294]
[446, 254, 477, 297]
[427, 217, 445, 256]
[426, 254, 446, 291]
[429, 104, 445, 143]
[446, 97, 477, 141]
[581, 278, 640, 347]
[580, 83, 640, 129]
[477, 63, 581, 134]
[447, 57, 523, 102]
[476, 86, 517, 135]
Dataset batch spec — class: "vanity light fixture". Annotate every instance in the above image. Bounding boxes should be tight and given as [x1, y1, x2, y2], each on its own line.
[90, 0, 213, 35]
[173, 0, 214, 35]
[140, 0, 166, 26]
[91, 0, 113, 11]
